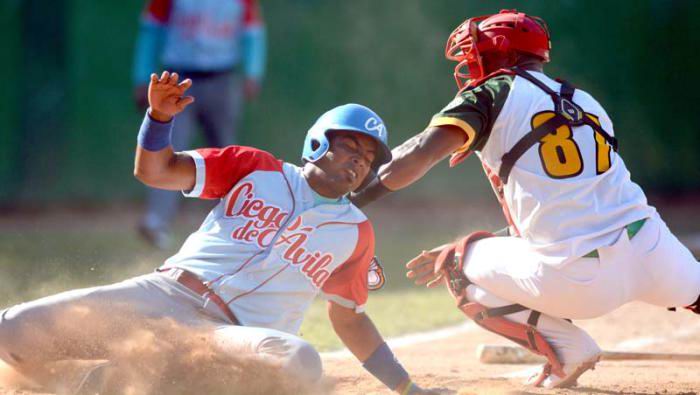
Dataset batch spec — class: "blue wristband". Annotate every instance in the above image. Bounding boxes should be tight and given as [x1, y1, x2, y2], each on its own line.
[137, 110, 173, 151]
[362, 342, 410, 391]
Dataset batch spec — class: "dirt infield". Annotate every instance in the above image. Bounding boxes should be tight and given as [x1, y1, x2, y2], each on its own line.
[324, 302, 700, 394]
[5, 303, 699, 394]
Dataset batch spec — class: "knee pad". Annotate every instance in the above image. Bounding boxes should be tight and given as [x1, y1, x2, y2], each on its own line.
[263, 337, 321, 383]
[287, 341, 322, 383]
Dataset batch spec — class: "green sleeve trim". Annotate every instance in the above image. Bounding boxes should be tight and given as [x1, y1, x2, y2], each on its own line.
[432, 74, 513, 152]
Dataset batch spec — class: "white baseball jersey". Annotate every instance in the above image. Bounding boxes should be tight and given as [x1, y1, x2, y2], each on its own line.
[429, 70, 656, 266]
[161, 146, 376, 334]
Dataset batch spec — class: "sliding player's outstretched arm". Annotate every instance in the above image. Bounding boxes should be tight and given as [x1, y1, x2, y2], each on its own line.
[133, 71, 196, 191]
[327, 301, 437, 394]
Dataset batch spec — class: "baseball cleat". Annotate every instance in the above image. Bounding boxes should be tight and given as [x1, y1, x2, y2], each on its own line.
[525, 353, 600, 389]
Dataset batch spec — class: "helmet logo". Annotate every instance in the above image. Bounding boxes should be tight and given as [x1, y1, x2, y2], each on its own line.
[364, 117, 386, 139]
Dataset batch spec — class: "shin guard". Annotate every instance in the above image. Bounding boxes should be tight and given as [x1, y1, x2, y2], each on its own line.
[434, 231, 565, 379]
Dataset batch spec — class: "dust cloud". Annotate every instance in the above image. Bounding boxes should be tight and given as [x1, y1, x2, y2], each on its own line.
[0, 303, 328, 395]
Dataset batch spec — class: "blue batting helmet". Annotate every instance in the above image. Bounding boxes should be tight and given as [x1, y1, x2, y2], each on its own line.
[302, 104, 392, 168]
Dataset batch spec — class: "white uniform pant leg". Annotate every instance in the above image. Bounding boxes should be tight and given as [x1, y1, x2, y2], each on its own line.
[212, 326, 322, 384]
[465, 236, 635, 320]
[464, 215, 700, 319]
[466, 284, 600, 365]
[461, 215, 700, 365]
[627, 213, 700, 307]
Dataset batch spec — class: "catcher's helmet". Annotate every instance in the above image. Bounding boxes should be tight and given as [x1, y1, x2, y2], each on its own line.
[302, 103, 392, 169]
[446, 9, 551, 89]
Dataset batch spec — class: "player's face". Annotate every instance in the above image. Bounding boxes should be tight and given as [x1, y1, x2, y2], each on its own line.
[318, 131, 377, 195]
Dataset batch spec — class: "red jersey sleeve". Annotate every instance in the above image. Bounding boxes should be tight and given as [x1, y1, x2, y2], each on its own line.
[242, 0, 263, 27]
[143, 0, 172, 24]
[321, 221, 375, 312]
[183, 145, 282, 200]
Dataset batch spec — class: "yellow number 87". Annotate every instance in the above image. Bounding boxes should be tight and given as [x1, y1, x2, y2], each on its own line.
[532, 111, 612, 178]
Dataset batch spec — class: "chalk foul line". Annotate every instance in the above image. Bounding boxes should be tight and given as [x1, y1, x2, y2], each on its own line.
[320, 321, 476, 360]
[499, 320, 700, 379]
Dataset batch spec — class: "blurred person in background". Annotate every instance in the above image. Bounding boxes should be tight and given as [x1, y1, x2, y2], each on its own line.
[132, 0, 266, 249]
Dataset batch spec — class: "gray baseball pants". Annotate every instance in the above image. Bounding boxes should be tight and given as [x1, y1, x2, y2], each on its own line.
[0, 272, 321, 391]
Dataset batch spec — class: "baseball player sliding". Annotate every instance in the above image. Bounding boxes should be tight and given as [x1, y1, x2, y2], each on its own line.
[353, 9, 700, 388]
[0, 72, 435, 394]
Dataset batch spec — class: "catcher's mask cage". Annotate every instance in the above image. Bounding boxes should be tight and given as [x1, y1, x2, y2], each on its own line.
[301, 103, 392, 170]
[446, 9, 551, 90]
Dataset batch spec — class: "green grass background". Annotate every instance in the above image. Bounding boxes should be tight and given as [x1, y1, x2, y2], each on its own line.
[3, 1, 700, 203]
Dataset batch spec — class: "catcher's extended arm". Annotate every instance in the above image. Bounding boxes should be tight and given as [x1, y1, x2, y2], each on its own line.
[350, 126, 466, 207]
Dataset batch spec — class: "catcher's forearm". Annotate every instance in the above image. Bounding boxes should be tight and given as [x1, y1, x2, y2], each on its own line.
[378, 132, 439, 191]
[352, 126, 467, 207]
[382, 126, 466, 188]
[349, 176, 393, 208]
[350, 133, 435, 207]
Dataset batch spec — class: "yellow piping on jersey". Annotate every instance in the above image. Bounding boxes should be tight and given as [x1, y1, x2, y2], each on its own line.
[428, 116, 477, 154]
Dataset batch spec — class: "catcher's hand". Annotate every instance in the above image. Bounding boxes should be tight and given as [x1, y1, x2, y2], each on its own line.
[148, 71, 194, 122]
[405, 243, 450, 288]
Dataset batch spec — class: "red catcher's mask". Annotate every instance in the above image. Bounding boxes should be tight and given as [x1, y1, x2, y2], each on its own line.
[445, 9, 551, 90]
